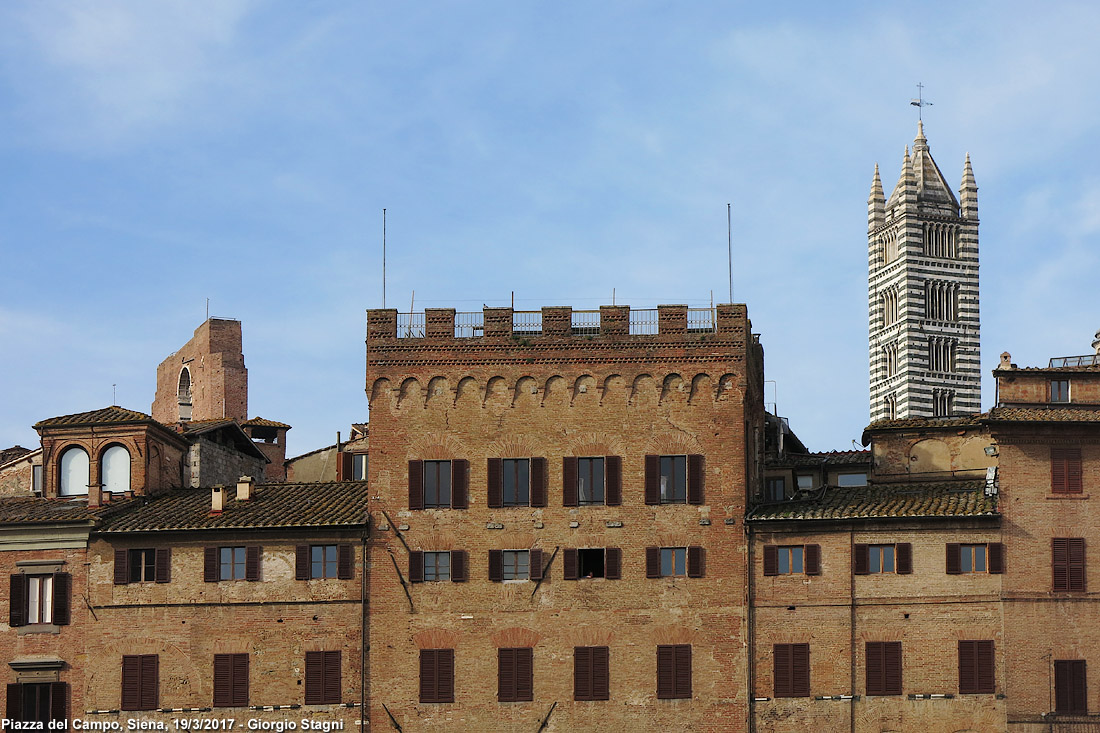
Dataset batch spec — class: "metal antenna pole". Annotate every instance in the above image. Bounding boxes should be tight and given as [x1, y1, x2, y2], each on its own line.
[727, 203, 733, 303]
[382, 209, 387, 309]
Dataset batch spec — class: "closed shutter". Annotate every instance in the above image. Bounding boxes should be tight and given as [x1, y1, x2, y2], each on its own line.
[450, 551, 467, 582]
[488, 550, 503, 582]
[1069, 538, 1087, 591]
[437, 649, 455, 703]
[408, 460, 424, 510]
[976, 641, 995, 694]
[562, 457, 579, 507]
[451, 460, 469, 509]
[515, 647, 533, 701]
[6, 684, 20, 720]
[52, 572, 71, 626]
[646, 547, 660, 579]
[644, 455, 660, 505]
[9, 574, 25, 627]
[1067, 449, 1083, 492]
[530, 457, 547, 507]
[214, 654, 232, 707]
[763, 545, 778, 576]
[245, 546, 260, 582]
[895, 544, 912, 574]
[114, 549, 129, 585]
[563, 549, 578, 581]
[409, 551, 424, 583]
[804, 545, 821, 576]
[322, 651, 341, 704]
[605, 548, 622, 580]
[605, 456, 622, 506]
[1052, 448, 1068, 492]
[1054, 660, 1087, 714]
[487, 458, 503, 508]
[656, 646, 675, 698]
[946, 543, 961, 574]
[883, 642, 902, 695]
[687, 546, 705, 578]
[866, 642, 884, 695]
[304, 651, 323, 704]
[854, 544, 869, 575]
[204, 547, 218, 582]
[232, 654, 248, 706]
[139, 655, 158, 711]
[419, 650, 438, 703]
[574, 646, 592, 701]
[674, 645, 691, 698]
[50, 681, 68, 723]
[337, 544, 354, 579]
[1053, 538, 1069, 590]
[122, 655, 141, 710]
[529, 549, 543, 581]
[774, 644, 792, 697]
[792, 643, 810, 696]
[958, 641, 976, 694]
[988, 543, 1005, 574]
[295, 545, 310, 581]
[687, 454, 705, 505]
[1072, 661, 1088, 714]
[498, 648, 515, 702]
[155, 548, 171, 583]
[592, 646, 609, 701]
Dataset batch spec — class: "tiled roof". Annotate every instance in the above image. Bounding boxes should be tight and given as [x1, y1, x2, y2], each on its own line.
[0, 496, 136, 525]
[99, 481, 370, 532]
[768, 449, 871, 469]
[34, 406, 155, 429]
[865, 414, 987, 431]
[0, 446, 32, 465]
[747, 480, 997, 522]
[242, 417, 292, 429]
[987, 406, 1100, 423]
[181, 418, 238, 434]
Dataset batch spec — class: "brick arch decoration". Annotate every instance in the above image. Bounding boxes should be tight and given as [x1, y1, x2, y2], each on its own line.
[715, 372, 741, 402]
[646, 433, 704, 457]
[570, 374, 598, 406]
[424, 376, 451, 407]
[651, 625, 698, 646]
[98, 440, 138, 494]
[565, 627, 613, 648]
[629, 374, 658, 405]
[397, 377, 423, 409]
[413, 629, 460, 650]
[512, 376, 539, 408]
[368, 378, 393, 410]
[487, 437, 542, 459]
[496, 531, 538, 550]
[688, 373, 714, 404]
[565, 431, 626, 458]
[454, 376, 479, 406]
[483, 376, 510, 408]
[659, 373, 686, 404]
[599, 373, 627, 405]
[491, 627, 541, 648]
[407, 433, 466, 461]
[93, 637, 198, 709]
[541, 375, 569, 407]
[412, 530, 456, 551]
[53, 441, 94, 497]
[656, 532, 694, 548]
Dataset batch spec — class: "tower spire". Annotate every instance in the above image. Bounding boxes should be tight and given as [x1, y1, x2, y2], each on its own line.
[869, 164, 885, 231]
[960, 153, 978, 220]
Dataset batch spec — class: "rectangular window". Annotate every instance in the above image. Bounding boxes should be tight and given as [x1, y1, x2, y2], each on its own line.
[220, 547, 246, 580]
[304, 651, 341, 705]
[205, 547, 258, 582]
[837, 473, 868, 487]
[498, 648, 534, 702]
[9, 573, 70, 628]
[1051, 447, 1083, 493]
[409, 550, 467, 583]
[961, 544, 986, 573]
[424, 460, 452, 508]
[947, 543, 1004, 574]
[656, 645, 691, 699]
[645, 454, 704, 505]
[563, 548, 621, 581]
[7, 682, 68, 724]
[26, 575, 53, 624]
[312, 545, 338, 579]
[778, 546, 804, 574]
[855, 543, 911, 575]
[865, 641, 902, 695]
[647, 546, 704, 579]
[661, 547, 686, 577]
[424, 551, 451, 582]
[127, 549, 156, 583]
[121, 654, 158, 711]
[659, 456, 687, 503]
[577, 458, 605, 505]
[352, 454, 368, 481]
[869, 545, 894, 573]
[763, 545, 821, 576]
[1051, 379, 1070, 403]
[213, 653, 248, 707]
[563, 456, 620, 507]
[32, 466, 42, 495]
[764, 477, 787, 502]
[502, 458, 531, 506]
[958, 641, 994, 694]
[1053, 538, 1087, 592]
[1055, 660, 1088, 714]
[773, 643, 810, 697]
[503, 550, 530, 581]
[419, 649, 454, 703]
[574, 646, 609, 701]
[796, 474, 814, 490]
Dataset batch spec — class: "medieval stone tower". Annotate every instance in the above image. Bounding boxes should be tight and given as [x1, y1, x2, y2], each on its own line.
[868, 122, 980, 421]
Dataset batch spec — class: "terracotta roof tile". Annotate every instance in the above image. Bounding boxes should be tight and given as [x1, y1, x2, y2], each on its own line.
[242, 417, 292, 429]
[747, 480, 997, 522]
[0, 446, 32, 465]
[768, 450, 871, 469]
[34, 406, 155, 429]
[866, 414, 987, 431]
[0, 495, 137, 525]
[988, 406, 1100, 423]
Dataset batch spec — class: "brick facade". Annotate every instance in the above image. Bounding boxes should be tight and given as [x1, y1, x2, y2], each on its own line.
[152, 319, 249, 426]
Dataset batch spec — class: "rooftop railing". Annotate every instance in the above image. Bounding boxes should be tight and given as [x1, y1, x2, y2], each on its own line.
[1050, 355, 1100, 367]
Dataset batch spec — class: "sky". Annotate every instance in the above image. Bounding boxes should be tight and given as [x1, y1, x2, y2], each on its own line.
[2, 1, 1099, 457]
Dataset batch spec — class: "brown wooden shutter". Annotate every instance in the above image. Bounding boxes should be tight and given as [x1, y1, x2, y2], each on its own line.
[52, 572, 71, 626]
[408, 551, 424, 583]
[9, 574, 25, 627]
[1072, 660, 1087, 713]
[7, 684, 21, 721]
[233, 653, 248, 706]
[245, 546, 260, 582]
[763, 545, 778, 576]
[487, 458, 503, 508]
[323, 651, 340, 704]
[687, 454, 705, 504]
[214, 654, 232, 707]
[1069, 538, 1086, 591]
[866, 642, 884, 695]
[155, 548, 171, 583]
[605, 548, 621, 580]
[140, 655, 158, 710]
[1052, 448, 1068, 492]
[804, 545, 821, 576]
[50, 681, 67, 723]
[958, 641, 976, 694]
[529, 457, 547, 507]
[1054, 660, 1087, 714]
[574, 646, 592, 701]
[656, 646, 675, 698]
[1068, 449, 1083, 492]
[605, 456, 622, 506]
[946, 543, 961, 574]
[121, 655, 141, 710]
[562, 457, 579, 507]
[450, 551, 467, 582]
[529, 549, 543, 581]
[438, 649, 454, 703]
[687, 546, 705, 578]
[488, 550, 503, 582]
[563, 548, 578, 580]
[338, 452, 353, 482]
[451, 460, 469, 509]
[498, 648, 515, 702]
[884, 642, 902, 694]
[976, 641, 995, 694]
[988, 543, 1005, 574]
[516, 647, 533, 701]
[338, 544, 354, 579]
[419, 650, 436, 703]
[295, 545, 310, 581]
[204, 547, 218, 582]
[1053, 538, 1069, 590]
[674, 645, 691, 698]
[792, 644, 810, 696]
[408, 460, 424, 509]
[644, 455, 660, 505]
[114, 549, 129, 584]
[646, 547, 660, 579]
[895, 543, 912, 574]
[854, 544, 869, 575]
[592, 646, 609, 700]
[774, 644, 792, 697]
[304, 651, 323, 704]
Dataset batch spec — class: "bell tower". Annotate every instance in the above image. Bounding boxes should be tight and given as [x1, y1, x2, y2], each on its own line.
[868, 122, 981, 421]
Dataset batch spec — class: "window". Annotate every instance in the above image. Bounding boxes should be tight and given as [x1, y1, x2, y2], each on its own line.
[352, 454, 368, 481]
[881, 287, 899, 326]
[644, 454, 704, 505]
[1051, 379, 1070, 403]
[957, 641, 994, 694]
[1052, 538, 1086, 592]
[796, 474, 814, 490]
[1055, 660, 1088, 714]
[883, 342, 898, 377]
[837, 473, 868, 487]
[1051, 447, 1083, 493]
[488, 458, 546, 508]
[925, 280, 958, 322]
[497, 648, 533, 702]
[763, 545, 821, 576]
[932, 389, 954, 417]
[865, 642, 902, 695]
[408, 459, 468, 509]
[884, 393, 897, 420]
[854, 543, 912, 575]
[204, 546, 260, 582]
[5, 682, 68, 724]
[563, 456, 621, 507]
[946, 543, 1004, 574]
[773, 643, 810, 697]
[121, 654, 158, 711]
[8, 572, 70, 627]
[563, 548, 621, 580]
[574, 646, 609, 701]
[295, 544, 353, 580]
[178, 367, 192, 421]
[764, 477, 787, 502]
[489, 549, 543, 582]
[32, 465, 42, 495]
[304, 651, 340, 705]
[213, 653, 248, 707]
[115, 548, 171, 584]
[419, 649, 454, 703]
[656, 645, 691, 699]
[646, 546, 704, 579]
[409, 550, 467, 583]
[59, 446, 89, 496]
[923, 222, 957, 258]
[101, 445, 131, 493]
[928, 338, 956, 373]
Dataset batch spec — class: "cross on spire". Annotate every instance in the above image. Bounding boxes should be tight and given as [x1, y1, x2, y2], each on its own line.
[910, 82, 933, 121]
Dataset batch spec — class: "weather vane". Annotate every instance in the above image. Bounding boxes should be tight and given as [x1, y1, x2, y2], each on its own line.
[910, 82, 933, 121]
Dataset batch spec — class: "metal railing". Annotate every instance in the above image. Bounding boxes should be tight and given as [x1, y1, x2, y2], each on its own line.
[397, 313, 425, 338]
[455, 311, 484, 338]
[571, 310, 600, 335]
[687, 307, 716, 333]
[512, 311, 542, 335]
[1050, 355, 1100, 367]
[629, 309, 659, 335]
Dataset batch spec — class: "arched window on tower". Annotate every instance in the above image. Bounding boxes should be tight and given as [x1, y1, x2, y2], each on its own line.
[882, 289, 900, 327]
[883, 342, 899, 378]
[59, 446, 90, 496]
[178, 367, 193, 421]
[884, 393, 897, 420]
[932, 389, 955, 417]
[101, 445, 131, 493]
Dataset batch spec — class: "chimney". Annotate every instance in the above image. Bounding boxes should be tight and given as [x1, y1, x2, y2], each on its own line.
[211, 485, 225, 513]
[236, 475, 254, 502]
[999, 352, 1013, 369]
[88, 483, 102, 509]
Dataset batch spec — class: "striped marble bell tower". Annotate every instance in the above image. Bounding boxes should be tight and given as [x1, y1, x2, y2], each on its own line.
[868, 122, 980, 422]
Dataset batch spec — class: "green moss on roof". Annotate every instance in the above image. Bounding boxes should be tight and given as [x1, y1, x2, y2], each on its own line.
[748, 480, 997, 522]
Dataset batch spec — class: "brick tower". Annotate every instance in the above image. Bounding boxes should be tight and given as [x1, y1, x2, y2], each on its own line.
[868, 122, 980, 421]
[151, 318, 248, 425]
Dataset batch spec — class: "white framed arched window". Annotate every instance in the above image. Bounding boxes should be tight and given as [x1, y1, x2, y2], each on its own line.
[101, 445, 131, 493]
[59, 446, 90, 496]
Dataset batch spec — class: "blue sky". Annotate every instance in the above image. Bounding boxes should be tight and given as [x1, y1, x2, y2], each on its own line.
[2, 1, 1098, 457]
